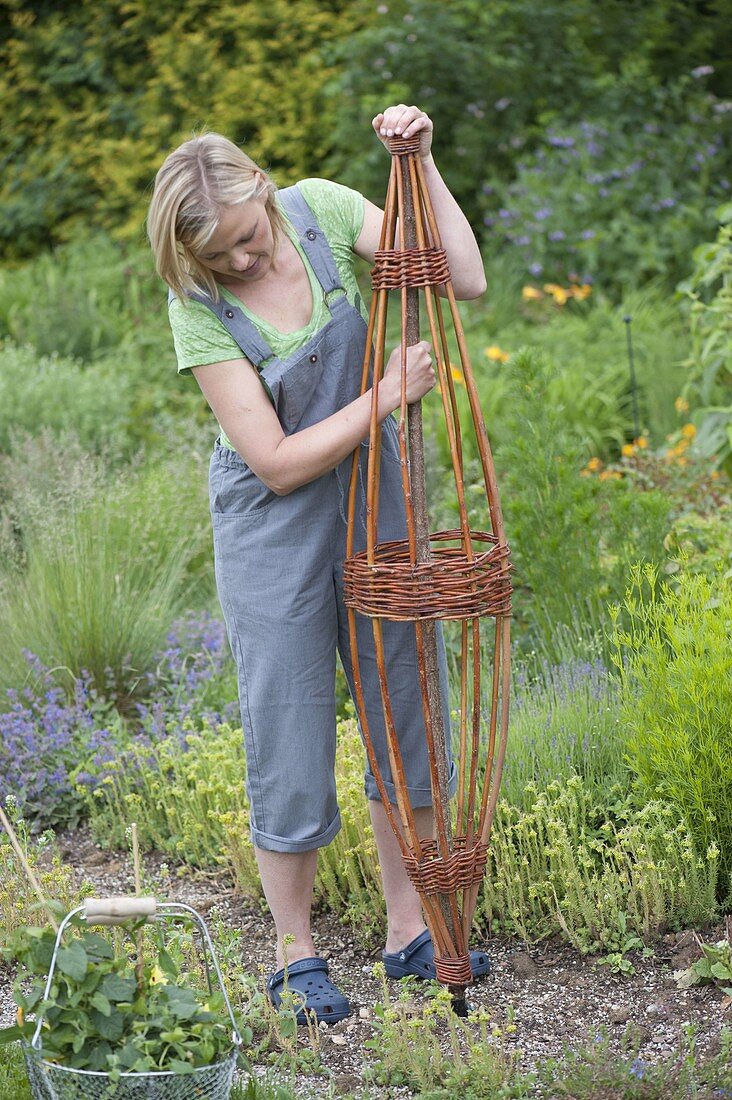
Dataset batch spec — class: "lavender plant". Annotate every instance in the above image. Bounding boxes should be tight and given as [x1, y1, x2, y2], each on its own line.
[501, 658, 626, 808]
[0, 612, 238, 831]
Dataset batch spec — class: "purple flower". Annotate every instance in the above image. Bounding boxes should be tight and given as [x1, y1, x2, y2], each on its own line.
[548, 230, 566, 242]
[580, 229, 596, 240]
[535, 207, 553, 221]
[691, 65, 714, 78]
[514, 235, 531, 246]
[547, 134, 575, 149]
[529, 262, 543, 276]
[0, 612, 238, 830]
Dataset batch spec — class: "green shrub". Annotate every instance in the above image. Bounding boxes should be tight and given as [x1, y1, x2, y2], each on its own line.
[0, 235, 157, 363]
[479, 776, 718, 947]
[489, 348, 670, 658]
[0, 441, 213, 704]
[677, 202, 732, 475]
[85, 720, 249, 868]
[612, 563, 732, 900]
[0, 0, 369, 258]
[330, 0, 732, 274]
[485, 74, 731, 290]
[85, 710, 717, 953]
[0, 341, 135, 458]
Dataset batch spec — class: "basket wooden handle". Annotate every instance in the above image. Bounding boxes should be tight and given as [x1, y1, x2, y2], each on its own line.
[84, 896, 157, 925]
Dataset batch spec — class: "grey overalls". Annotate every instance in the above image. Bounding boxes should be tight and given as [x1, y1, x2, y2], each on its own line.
[195, 185, 454, 853]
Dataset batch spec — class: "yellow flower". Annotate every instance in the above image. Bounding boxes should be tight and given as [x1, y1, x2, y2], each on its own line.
[675, 396, 690, 414]
[636, 436, 648, 448]
[586, 456, 602, 471]
[621, 443, 636, 458]
[599, 470, 622, 481]
[485, 344, 510, 363]
[522, 285, 544, 301]
[544, 283, 569, 305]
[570, 283, 593, 300]
[681, 422, 696, 439]
[711, 470, 720, 480]
[449, 364, 465, 385]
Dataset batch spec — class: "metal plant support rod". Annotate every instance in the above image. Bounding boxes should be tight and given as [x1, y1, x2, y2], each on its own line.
[344, 133, 512, 1013]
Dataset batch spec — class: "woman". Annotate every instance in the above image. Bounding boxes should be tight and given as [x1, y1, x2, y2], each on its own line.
[147, 105, 488, 1023]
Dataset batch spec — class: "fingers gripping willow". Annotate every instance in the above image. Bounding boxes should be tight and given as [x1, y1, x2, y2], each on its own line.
[344, 134, 512, 1004]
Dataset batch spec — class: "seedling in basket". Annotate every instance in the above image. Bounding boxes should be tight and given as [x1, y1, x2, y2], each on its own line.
[0, 897, 247, 1097]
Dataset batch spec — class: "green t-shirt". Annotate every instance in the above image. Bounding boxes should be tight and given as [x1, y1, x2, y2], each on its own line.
[169, 176, 366, 372]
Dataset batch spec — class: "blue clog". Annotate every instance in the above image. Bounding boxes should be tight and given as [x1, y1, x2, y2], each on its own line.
[267, 956, 351, 1024]
[382, 928, 490, 980]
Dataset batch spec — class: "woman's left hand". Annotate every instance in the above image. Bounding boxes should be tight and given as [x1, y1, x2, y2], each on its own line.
[372, 105, 433, 160]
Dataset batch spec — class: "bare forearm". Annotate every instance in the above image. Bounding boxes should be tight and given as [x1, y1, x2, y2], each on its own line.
[262, 386, 393, 495]
[419, 154, 487, 299]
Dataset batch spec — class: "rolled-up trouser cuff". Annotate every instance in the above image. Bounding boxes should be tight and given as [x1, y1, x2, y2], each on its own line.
[364, 760, 458, 808]
[250, 809, 342, 854]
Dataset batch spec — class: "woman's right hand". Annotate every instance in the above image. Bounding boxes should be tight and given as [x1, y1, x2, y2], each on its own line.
[381, 340, 436, 412]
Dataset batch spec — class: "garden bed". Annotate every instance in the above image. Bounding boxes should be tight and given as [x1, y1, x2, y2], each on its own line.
[2, 826, 728, 1098]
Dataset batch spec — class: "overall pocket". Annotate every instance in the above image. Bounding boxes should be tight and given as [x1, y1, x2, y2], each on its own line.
[209, 455, 276, 517]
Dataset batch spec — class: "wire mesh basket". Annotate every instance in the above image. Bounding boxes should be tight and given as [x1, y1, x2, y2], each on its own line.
[22, 898, 242, 1100]
[23, 1051, 237, 1100]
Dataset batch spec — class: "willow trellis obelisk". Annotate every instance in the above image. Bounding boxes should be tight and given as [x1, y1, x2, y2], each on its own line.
[344, 134, 512, 1012]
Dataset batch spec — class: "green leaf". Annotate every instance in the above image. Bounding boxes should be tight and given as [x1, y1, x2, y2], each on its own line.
[163, 986, 199, 1020]
[100, 974, 137, 1002]
[90, 1008, 125, 1043]
[86, 1042, 113, 1072]
[711, 962, 732, 981]
[168, 1058, 195, 1075]
[0, 1025, 24, 1045]
[90, 992, 112, 1017]
[157, 947, 178, 978]
[116, 1041, 146, 1069]
[83, 933, 115, 960]
[56, 941, 88, 983]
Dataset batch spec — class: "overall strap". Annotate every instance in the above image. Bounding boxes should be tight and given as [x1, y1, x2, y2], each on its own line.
[169, 287, 277, 371]
[277, 185, 346, 299]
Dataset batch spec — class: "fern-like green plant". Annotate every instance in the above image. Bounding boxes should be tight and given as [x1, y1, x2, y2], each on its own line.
[612, 563, 732, 901]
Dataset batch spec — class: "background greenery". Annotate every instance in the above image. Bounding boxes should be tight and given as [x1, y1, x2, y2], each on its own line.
[1, 0, 732, 1016]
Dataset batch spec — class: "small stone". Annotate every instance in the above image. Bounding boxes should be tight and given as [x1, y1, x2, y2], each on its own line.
[511, 952, 539, 978]
[331, 1034, 347, 1045]
[646, 1003, 660, 1017]
[610, 1005, 631, 1024]
[358, 1007, 372, 1020]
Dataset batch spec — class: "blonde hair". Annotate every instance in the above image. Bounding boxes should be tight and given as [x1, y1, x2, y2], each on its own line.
[146, 133, 286, 302]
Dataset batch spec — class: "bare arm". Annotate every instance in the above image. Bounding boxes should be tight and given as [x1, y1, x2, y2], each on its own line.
[192, 341, 434, 496]
[354, 105, 487, 300]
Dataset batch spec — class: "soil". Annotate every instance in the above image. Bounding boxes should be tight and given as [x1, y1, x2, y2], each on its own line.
[2, 827, 730, 1097]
